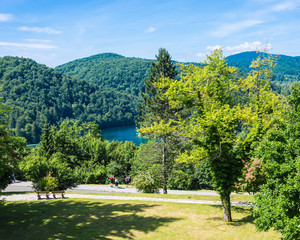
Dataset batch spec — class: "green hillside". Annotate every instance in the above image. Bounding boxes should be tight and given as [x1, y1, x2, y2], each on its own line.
[55, 52, 300, 96]
[55, 53, 152, 96]
[0, 56, 140, 144]
[226, 51, 300, 81]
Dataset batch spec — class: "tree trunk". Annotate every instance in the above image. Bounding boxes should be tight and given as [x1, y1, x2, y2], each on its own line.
[221, 194, 232, 222]
[162, 138, 167, 194]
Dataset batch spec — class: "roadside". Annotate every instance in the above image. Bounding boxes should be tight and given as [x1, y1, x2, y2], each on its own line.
[1, 192, 253, 207]
[1, 181, 252, 207]
[3, 180, 247, 196]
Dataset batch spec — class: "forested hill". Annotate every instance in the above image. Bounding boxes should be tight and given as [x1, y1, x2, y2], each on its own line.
[55, 53, 152, 96]
[55, 52, 300, 96]
[226, 51, 300, 81]
[0, 56, 140, 144]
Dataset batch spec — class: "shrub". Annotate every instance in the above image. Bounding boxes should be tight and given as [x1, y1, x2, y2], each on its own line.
[35, 171, 59, 191]
[193, 159, 214, 190]
[235, 158, 265, 194]
[167, 169, 192, 190]
[20, 152, 78, 191]
[74, 161, 106, 184]
[133, 164, 162, 193]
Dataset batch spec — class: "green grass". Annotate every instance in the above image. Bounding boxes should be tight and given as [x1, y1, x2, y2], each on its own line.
[0, 198, 280, 240]
[67, 192, 254, 203]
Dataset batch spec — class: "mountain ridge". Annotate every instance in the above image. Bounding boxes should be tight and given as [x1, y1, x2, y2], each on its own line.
[55, 51, 300, 97]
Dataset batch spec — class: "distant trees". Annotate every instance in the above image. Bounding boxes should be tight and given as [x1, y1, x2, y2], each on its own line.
[19, 121, 138, 190]
[55, 53, 152, 97]
[0, 56, 140, 144]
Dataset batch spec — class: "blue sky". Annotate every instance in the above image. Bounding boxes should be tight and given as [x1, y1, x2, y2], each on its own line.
[1, 0, 300, 67]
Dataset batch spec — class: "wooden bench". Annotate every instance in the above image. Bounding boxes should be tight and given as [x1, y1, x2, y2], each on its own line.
[36, 191, 50, 200]
[51, 191, 65, 199]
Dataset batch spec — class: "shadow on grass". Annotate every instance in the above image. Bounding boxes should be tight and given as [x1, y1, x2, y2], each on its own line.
[0, 199, 179, 240]
[207, 205, 254, 226]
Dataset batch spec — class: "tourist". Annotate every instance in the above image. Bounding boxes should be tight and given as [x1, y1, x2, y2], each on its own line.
[125, 175, 130, 187]
[115, 178, 119, 187]
[110, 176, 114, 187]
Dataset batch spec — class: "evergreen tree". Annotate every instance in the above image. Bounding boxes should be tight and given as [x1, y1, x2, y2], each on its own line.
[138, 48, 178, 194]
[39, 123, 55, 159]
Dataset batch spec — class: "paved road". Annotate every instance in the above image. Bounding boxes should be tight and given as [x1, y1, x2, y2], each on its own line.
[2, 181, 252, 206]
[3, 181, 241, 196]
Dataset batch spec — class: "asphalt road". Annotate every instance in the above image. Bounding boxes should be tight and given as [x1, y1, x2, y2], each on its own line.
[3, 181, 248, 196]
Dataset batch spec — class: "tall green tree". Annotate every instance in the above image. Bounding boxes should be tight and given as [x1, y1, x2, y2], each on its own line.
[253, 83, 300, 240]
[0, 98, 27, 191]
[147, 49, 286, 222]
[138, 48, 178, 194]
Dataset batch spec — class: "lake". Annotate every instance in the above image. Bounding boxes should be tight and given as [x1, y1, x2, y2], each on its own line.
[100, 125, 148, 146]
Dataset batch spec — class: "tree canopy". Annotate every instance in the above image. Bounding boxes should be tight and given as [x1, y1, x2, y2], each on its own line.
[0, 56, 140, 144]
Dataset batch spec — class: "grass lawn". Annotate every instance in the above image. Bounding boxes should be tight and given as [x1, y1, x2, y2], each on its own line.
[66, 192, 254, 203]
[0, 191, 255, 202]
[0, 198, 281, 240]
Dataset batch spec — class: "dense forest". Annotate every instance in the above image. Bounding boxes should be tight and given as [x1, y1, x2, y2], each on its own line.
[56, 51, 300, 97]
[0, 56, 140, 144]
[55, 53, 152, 96]
[1, 51, 299, 144]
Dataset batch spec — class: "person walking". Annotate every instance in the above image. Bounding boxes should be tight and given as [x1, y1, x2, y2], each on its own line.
[110, 176, 114, 187]
[115, 178, 119, 188]
[125, 176, 130, 187]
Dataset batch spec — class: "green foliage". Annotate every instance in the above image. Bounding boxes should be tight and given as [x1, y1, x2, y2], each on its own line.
[253, 83, 300, 240]
[74, 161, 106, 184]
[0, 56, 140, 143]
[55, 53, 152, 97]
[133, 164, 163, 193]
[226, 51, 300, 83]
[138, 48, 181, 194]
[150, 49, 286, 222]
[0, 97, 27, 191]
[20, 153, 77, 191]
[167, 169, 192, 190]
[235, 158, 265, 194]
[193, 159, 214, 190]
[19, 121, 139, 187]
[37, 171, 59, 191]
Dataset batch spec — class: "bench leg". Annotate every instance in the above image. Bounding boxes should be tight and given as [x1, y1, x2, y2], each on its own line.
[61, 193, 65, 198]
[37, 193, 41, 200]
[46, 193, 49, 200]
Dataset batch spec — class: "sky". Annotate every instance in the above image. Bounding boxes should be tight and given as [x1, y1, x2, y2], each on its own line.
[0, 0, 300, 67]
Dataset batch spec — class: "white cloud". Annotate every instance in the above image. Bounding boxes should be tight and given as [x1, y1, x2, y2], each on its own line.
[18, 26, 62, 34]
[145, 27, 155, 33]
[0, 13, 14, 22]
[0, 41, 58, 49]
[225, 41, 272, 52]
[26, 39, 52, 43]
[206, 45, 222, 51]
[196, 53, 206, 57]
[211, 20, 262, 37]
[271, 1, 300, 12]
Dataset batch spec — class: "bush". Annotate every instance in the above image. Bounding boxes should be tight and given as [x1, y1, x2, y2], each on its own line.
[133, 164, 162, 193]
[74, 161, 106, 184]
[35, 171, 59, 191]
[167, 169, 192, 190]
[20, 152, 78, 191]
[235, 158, 265, 194]
[193, 159, 214, 190]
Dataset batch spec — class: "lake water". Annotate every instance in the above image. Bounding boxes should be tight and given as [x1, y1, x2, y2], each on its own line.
[100, 125, 148, 146]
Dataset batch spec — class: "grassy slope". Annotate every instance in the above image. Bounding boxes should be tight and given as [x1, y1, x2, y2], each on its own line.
[0, 199, 281, 240]
[67, 192, 255, 203]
